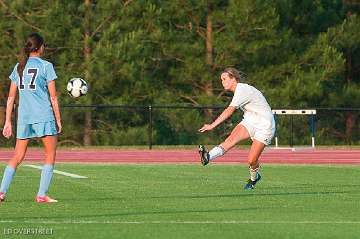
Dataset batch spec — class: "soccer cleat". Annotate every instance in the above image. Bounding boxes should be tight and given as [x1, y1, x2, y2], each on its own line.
[0, 192, 5, 202]
[244, 173, 262, 190]
[35, 196, 58, 203]
[198, 145, 210, 166]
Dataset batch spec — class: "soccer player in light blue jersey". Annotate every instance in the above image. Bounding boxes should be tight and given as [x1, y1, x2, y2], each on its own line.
[0, 33, 61, 203]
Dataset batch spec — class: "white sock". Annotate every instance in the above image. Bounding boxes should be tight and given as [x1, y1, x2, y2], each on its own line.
[249, 166, 260, 181]
[208, 146, 225, 161]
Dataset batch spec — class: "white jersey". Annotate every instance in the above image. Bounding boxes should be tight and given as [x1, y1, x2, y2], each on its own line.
[229, 83, 274, 130]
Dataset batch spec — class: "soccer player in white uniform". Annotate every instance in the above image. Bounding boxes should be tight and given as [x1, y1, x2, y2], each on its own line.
[198, 67, 275, 189]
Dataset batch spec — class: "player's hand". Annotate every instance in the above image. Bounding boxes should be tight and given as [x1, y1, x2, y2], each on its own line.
[198, 124, 214, 133]
[2, 121, 12, 139]
[56, 120, 62, 134]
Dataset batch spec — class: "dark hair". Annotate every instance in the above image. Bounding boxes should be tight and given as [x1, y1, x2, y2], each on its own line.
[17, 33, 44, 79]
[222, 67, 247, 82]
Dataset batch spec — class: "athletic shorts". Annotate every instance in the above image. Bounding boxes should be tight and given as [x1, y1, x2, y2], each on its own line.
[240, 118, 275, 146]
[17, 121, 57, 139]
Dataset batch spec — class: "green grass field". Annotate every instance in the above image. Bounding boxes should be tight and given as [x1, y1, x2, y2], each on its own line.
[0, 163, 359, 238]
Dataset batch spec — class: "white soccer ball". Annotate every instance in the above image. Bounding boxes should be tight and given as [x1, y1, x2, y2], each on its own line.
[67, 78, 88, 98]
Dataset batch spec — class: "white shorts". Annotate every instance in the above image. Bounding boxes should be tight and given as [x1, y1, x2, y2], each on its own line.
[240, 118, 275, 146]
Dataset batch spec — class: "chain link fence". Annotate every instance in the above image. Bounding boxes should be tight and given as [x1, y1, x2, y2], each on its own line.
[0, 105, 359, 148]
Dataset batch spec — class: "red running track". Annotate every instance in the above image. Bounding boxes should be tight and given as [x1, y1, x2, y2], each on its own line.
[0, 148, 360, 164]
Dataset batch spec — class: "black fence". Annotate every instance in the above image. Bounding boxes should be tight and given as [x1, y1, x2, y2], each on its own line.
[0, 105, 359, 148]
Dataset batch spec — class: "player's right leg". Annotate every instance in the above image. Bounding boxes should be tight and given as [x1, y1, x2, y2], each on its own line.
[0, 139, 29, 202]
[244, 139, 266, 190]
[199, 123, 250, 165]
[36, 135, 57, 203]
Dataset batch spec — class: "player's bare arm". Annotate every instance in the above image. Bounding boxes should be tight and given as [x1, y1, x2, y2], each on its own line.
[198, 106, 236, 133]
[48, 80, 62, 133]
[2, 82, 17, 139]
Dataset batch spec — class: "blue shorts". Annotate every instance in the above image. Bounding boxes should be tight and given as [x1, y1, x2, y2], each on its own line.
[17, 121, 58, 139]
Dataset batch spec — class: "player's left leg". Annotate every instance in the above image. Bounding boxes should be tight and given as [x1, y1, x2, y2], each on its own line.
[0, 139, 30, 202]
[199, 123, 250, 166]
[244, 139, 266, 189]
[36, 135, 58, 203]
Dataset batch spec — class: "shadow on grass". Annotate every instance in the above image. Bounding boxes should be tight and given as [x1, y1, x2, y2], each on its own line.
[2, 189, 359, 222]
[147, 190, 359, 200]
[3, 206, 265, 221]
[4, 189, 358, 204]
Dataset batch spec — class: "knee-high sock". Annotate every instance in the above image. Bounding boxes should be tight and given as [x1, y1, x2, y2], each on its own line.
[0, 166, 16, 193]
[249, 166, 260, 181]
[37, 164, 54, 197]
[209, 146, 225, 161]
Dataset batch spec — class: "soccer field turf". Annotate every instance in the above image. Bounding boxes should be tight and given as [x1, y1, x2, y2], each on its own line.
[0, 163, 359, 238]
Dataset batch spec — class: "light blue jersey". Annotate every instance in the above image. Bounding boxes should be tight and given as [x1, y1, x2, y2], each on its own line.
[9, 57, 57, 124]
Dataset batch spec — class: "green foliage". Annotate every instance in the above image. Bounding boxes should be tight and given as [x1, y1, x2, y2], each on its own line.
[0, 0, 359, 145]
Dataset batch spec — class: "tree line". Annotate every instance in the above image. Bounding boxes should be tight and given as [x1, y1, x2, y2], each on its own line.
[0, 0, 359, 146]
